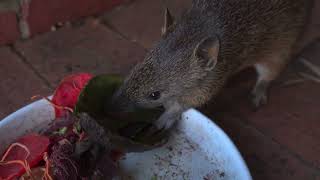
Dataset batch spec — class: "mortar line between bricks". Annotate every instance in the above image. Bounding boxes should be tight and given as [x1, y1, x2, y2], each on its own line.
[229, 111, 320, 174]
[8, 45, 54, 90]
[102, 21, 148, 51]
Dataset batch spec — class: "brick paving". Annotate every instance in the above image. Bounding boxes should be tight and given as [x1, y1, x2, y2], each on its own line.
[14, 22, 146, 87]
[0, 47, 51, 118]
[1, 0, 320, 179]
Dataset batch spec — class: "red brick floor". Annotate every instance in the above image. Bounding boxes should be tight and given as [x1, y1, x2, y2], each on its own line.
[1, 0, 320, 179]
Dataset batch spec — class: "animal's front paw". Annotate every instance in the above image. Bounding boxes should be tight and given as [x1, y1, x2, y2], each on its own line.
[250, 80, 269, 110]
[146, 110, 181, 136]
[250, 91, 267, 110]
[154, 111, 180, 130]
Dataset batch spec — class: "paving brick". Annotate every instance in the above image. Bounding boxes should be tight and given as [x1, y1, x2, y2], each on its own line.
[25, 0, 125, 36]
[0, 0, 19, 12]
[223, 47, 320, 168]
[0, 47, 51, 119]
[299, 38, 320, 63]
[14, 23, 146, 87]
[0, 11, 20, 45]
[204, 60, 320, 169]
[102, 0, 192, 49]
[234, 82, 320, 169]
[202, 110, 320, 180]
[296, 0, 320, 52]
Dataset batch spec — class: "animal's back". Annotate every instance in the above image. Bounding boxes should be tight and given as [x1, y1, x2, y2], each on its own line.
[191, 0, 309, 72]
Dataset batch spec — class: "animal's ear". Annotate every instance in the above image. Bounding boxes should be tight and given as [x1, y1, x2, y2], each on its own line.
[193, 36, 220, 71]
[161, 8, 175, 36]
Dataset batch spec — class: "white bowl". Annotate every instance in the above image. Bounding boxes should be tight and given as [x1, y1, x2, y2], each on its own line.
[0, 99, 252, 180]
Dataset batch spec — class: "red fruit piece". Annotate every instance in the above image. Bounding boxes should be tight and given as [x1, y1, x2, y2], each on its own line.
[0, 133, 50, 180]
[52, 73, 93, 118]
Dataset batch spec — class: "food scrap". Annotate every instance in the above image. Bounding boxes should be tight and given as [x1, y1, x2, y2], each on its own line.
[0, 134, 50, 180]
[0, 73, 167, 180]
[51, 73, 93, 118]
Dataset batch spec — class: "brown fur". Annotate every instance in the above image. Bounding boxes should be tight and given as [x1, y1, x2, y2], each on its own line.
[111, 0, 309, 130]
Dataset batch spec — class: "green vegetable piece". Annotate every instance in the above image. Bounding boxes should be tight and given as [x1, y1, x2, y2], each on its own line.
[151, 176, 158, 180]
[73, 121, 82, 135]
[53, 127, 68, 135]
[75, 74, 123, 119]
[75, 74, 167, 147]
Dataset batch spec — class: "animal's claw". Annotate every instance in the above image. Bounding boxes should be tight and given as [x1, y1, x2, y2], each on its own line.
[154, 111, 180, 130]
[145, 110, 180, 137]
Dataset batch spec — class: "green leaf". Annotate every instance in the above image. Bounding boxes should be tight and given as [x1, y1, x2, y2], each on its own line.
[53, 127, 68, 135]
[72, 121, 82, 135]
[74, 74, 167, 148]
[151, 176, 158, 180]
[75, 74, 123, 119]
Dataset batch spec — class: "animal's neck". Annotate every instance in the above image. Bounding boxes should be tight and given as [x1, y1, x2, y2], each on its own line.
[179, 63, 228, 108]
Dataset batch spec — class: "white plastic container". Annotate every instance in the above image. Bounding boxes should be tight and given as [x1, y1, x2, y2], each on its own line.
[0, 99, 252, 180]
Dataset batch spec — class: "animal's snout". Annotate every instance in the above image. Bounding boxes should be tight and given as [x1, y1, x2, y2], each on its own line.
[107, 92, 137, 112]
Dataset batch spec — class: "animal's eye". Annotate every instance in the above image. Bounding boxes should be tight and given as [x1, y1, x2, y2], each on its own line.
[149, 91, 161, 100]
